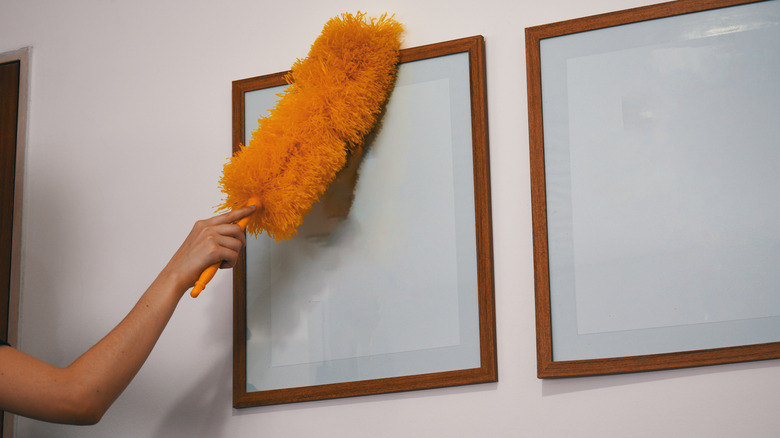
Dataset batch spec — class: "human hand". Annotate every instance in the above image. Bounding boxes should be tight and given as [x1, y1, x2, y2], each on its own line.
[162, 206, 256, 291]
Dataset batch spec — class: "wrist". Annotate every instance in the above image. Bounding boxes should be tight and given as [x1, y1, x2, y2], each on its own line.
[154, 264, 192, 300]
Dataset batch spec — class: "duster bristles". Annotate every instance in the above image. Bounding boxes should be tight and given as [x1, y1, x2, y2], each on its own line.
[218, 12, 403, 240]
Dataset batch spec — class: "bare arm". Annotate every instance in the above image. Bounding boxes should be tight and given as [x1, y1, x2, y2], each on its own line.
[0, 206, 255, 424]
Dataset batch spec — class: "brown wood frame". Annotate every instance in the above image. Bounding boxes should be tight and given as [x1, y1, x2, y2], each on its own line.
[0, 61, 19, 351]
[0, 47, 28, 438]
[231, 35, 496, 406]
[526, 0, 779, 378]
[0, 58, 19, 438]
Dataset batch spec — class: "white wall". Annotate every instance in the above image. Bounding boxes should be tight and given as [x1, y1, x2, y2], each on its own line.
[3, 0, 780, 437]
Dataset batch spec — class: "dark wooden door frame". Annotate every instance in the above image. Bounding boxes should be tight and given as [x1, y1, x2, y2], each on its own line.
[1, 61, 19, 348]
[0, 58, 18, 438]
[0, 46, 29, 438]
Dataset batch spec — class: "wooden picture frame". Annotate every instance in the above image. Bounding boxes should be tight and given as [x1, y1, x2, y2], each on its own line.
[232, 36, 496, 406]
[526, 0, 780, 378]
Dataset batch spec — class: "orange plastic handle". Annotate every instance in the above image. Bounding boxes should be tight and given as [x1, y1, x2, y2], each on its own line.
[190, 198, 260, 298]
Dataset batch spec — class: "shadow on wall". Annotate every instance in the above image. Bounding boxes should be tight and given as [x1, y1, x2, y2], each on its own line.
[152, 287, 235, 437]
[540, 358, 780, 397]
[153, 351, 233, 438]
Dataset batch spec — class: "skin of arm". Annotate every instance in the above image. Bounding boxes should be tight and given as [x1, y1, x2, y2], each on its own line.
[0, 206, 255, 425]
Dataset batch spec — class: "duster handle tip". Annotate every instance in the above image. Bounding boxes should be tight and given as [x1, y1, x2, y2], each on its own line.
[190, 198, 261, 298]
[190, 264, 219, 298]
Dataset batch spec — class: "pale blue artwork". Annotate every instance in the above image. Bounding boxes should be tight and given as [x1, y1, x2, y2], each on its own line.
[541, 0, 780, 360]
[242, 52, 481, 391]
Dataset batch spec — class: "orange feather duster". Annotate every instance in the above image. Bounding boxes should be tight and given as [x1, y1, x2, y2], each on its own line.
[191, 12, 402, 297]
[218, 12, 403, 240]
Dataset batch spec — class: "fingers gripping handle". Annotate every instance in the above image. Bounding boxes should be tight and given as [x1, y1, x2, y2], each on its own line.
[190, 199, 260, 298]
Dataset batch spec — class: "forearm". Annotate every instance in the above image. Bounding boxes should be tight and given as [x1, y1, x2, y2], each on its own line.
[0, 207, 253, 425]
[0, 273, 186, 424]
[63, 270, 187, 423]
